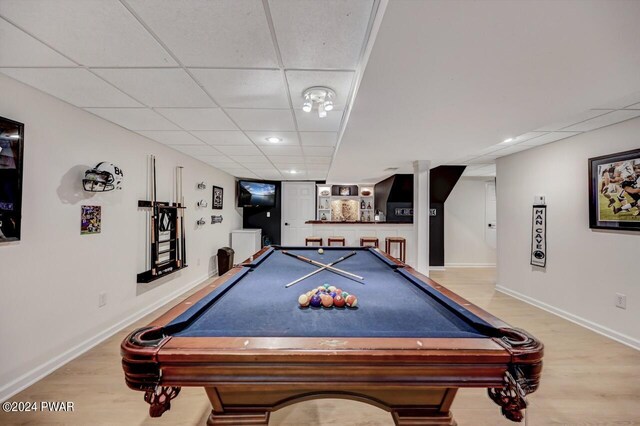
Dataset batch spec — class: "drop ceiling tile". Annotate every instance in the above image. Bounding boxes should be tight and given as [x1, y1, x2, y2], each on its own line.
[93, 69, 213, 107]
[474, 145, 505, 156]
[0, 68, 141, 107]
[299, 132, 338, 146]
[303, 146, 335, 156]
[520, 131, 582, 147]
[268, 156, 306, 164]
[493, 145, 531, 156]
[257, 174, 284, 181]
[169, 144, 221, 156]
[0, 0, 175, 66]
[535, 110, 612, 131]
[260, 145, 303, 156]
[562, 110, 640, 132]
[306, 164, 330, 172]
[286, 70, 355, 110]
[85, 108, 179, 130]
[305, 156, 332, 164]
[246, 131, 299, 146]
[218, 168, 256, 178]
[626, 102, 640, 110]
[248, 167, 280, 174]
[269, 0, 373, 69]
[294, 109, 343, 131]
[191, 69, 289, 109]
[597, 91, 640, 109]
[214, 145, 262, 156]
[467, 155, 499, 164]
[510, 132, 548, 144]
[230, 155, 272, 165]
[155, 108, 237, 131]
[225, 109, 295, 131]
[202, 156, 239, 166]
[137, 131, 204, 146]
[0, 19, 76, 66]
[191, 131, 251, 146]
[277, 164, 306, 171]
[126, 0, 277, 67]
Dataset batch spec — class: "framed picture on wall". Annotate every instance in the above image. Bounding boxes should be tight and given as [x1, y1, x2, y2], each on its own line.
[0, 116, 25, 242]
[212, 186, 223, 209]
[588, 148, 640, 231]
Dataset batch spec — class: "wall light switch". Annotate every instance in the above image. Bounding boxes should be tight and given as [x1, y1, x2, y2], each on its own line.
[534, 195, 546, 205]
[615, 293, 627, 310]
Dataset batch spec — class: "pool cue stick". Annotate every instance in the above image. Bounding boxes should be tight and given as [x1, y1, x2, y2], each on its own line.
[282, 250, 364, 280]
[284, 251, 357, 288]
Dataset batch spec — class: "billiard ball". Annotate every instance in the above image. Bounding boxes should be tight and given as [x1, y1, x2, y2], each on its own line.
[318, 248, 324, 254]
[345, 295, 357, 308]
[328, 286, 336, 292]
[321, 294, 333, 308]
[323, 283, 330, 289]
[333, 295, 345, 308]
[342, 292, 350, 299]
[310, 295, 322, 308]
[329, 292, 336, 297]
[298, 294, 310, 307]
[335, 289, 342, 295]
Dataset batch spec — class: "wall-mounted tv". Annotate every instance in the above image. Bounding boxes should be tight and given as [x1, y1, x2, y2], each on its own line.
[237, 180, 277, 208]
[0, 116, 24, 242]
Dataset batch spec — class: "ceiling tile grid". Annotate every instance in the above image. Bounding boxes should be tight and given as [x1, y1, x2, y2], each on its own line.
[0, 0, 380, 180]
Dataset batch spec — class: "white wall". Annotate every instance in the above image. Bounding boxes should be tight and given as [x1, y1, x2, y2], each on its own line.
[496, 116, 640, 349]
[444, 178, 497, 266]
[0, 74, 242, 400]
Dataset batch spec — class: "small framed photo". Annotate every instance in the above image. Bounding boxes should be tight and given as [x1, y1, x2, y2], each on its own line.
[81, 205, 102, 235]
[212, 186, 223, 209]
[588, 148, 640, 231]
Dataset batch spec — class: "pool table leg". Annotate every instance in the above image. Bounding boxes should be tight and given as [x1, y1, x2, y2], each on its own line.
[207, 410, 270, 425]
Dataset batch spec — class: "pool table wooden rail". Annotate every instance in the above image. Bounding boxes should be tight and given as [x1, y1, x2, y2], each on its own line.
[121, 247, 543, 425]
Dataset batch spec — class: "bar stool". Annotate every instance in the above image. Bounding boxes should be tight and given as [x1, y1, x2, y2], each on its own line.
[305, 237, 323, 246]
[360, 237, 379, 248]
[327, 236, 346, 246]
[385, 237, 406, 263]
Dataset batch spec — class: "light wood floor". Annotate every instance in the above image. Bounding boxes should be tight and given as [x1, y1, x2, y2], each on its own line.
[1, 268, 639, 425]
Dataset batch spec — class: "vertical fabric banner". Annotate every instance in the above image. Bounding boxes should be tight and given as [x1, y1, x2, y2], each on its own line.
[531, 205, 547, 267]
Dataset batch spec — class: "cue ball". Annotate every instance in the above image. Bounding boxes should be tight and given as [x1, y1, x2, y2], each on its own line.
[318, 248, 324, 254]
[298, 294, 310, 307]
[345, 295, 357, 308]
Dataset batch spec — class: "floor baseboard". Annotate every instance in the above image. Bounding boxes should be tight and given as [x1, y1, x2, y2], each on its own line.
[0, 273, 213, 402]
[496, 285, 639, 351]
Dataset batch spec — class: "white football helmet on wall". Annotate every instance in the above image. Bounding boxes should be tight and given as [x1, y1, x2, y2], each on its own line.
[82, 162, 124, 192]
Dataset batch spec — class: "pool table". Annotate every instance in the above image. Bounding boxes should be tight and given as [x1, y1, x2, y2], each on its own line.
[122, 246, 543, 425]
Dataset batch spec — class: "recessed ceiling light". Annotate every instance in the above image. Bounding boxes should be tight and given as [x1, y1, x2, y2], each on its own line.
[266, 136, 281, 143]
[289, 170, 297, 174]
[501, 138, 514, 144]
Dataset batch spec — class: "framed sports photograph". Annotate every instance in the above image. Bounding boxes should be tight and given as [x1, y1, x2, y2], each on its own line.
[0, 116, 25, 242]
[212, 186, 223, 209]
[588, 148, 640, 231]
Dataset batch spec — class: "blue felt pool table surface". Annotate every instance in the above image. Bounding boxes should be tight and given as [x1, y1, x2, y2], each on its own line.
[166, 247, 496, 338]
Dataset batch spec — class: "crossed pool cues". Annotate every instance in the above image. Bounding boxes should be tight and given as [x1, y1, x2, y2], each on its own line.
[282, 250, 364, 288]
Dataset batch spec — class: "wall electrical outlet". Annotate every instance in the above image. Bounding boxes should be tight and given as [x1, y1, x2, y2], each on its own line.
[98, 292, 107, 307]
[615, 293, 627, 310]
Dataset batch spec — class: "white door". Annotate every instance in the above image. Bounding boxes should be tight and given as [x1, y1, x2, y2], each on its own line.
[485, 181, 497, 249]
[281, 182, 315, 245]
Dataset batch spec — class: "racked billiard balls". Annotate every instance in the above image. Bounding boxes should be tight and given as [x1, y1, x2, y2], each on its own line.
[310, 294, 322, 308]
[298, 294, 310, 307]
[333, 295, 345, 308]
[345, 295, 357, 308]
[321, 294, 333, 308]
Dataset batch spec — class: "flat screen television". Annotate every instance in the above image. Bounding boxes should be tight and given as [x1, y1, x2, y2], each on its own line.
[0, 116, 24, 242]
[237, 180, 276, 208]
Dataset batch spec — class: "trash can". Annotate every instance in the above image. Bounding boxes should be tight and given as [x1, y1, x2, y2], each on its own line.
[217, 247, 234, 275]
